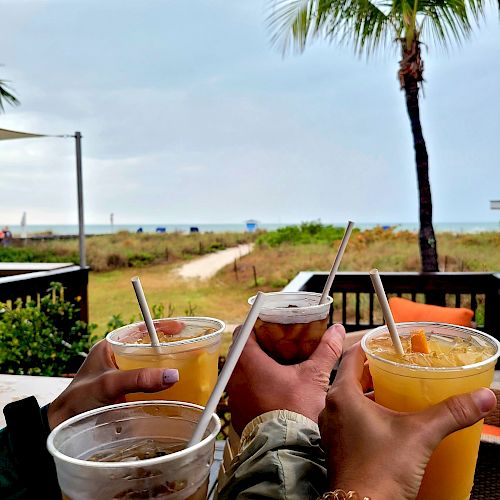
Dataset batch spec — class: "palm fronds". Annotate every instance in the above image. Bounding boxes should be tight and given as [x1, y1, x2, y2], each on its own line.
[0, 79, 20, 113]
[268, 0, 492, 56]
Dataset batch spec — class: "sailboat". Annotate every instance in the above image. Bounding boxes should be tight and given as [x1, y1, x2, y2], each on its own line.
[20, 211, 27, 239]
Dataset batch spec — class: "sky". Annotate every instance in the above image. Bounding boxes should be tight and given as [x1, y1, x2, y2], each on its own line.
[0, 0, 499, 226]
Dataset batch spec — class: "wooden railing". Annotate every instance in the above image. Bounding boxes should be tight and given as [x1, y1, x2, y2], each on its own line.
[284, 271, 500, 340]
[0, 265, 89, 323]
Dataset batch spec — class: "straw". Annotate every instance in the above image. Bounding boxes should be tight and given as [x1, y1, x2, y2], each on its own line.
[131, 276, 160, 347]
[320, 220, 355, 304]
[369, 269, 404, 355]
[187, 291, 267, 447]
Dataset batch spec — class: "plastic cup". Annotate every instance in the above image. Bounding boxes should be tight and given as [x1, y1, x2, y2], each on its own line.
[106, 317, 225, 406]
[47, 400, 220, 500]
[248, 292, 333, 364]
[361, 322, 500, 500]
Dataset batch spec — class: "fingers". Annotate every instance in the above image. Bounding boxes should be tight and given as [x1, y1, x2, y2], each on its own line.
[236, 330, 276, 368]
[98, 368, 179, 401]
[415, 388, 496, 447]
[307, 324, 345, 373]
[76, 340, 115, 374]
[160, 320, 184, 335]
[332, 342, 368, 394]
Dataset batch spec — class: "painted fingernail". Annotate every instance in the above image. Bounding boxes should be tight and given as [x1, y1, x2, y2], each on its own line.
[471, 388, 495, 413]
[162, 369, 179, 385]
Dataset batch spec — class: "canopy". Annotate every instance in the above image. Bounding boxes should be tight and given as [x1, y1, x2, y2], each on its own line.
[0, 128, 48, 140]
[0, 128, 86, 267]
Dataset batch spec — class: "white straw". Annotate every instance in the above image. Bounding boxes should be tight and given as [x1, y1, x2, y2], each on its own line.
[369, 269, 404, 355]
[320, 221, 355, 304]
[131, 276, 160, 347]
[187, 291, 267, 447]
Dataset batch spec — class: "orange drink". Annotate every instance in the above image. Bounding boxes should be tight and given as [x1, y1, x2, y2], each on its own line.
[362, 322, 499, 500]
[107, 317, 225, 406]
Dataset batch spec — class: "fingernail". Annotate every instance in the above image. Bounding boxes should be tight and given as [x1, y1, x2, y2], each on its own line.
[162, 369, 179, 385]
[471, 388, 495, 413]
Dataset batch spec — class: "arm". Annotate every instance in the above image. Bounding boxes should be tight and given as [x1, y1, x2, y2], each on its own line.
[218, 324, 345, 499]
[319, 343, 496, 500]
[1, 340, 179, 499]
[218, 410, 327, 500]
[0, 397, 60, 499]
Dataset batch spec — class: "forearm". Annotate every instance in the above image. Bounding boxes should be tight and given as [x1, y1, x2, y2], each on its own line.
[1, 397, 61, 499]
[218, 410, 327, 500]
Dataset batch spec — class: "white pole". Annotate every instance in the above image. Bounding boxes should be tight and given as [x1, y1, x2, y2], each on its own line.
[75, 131, 86, 267]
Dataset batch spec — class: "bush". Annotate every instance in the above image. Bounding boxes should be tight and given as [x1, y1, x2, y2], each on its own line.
[256, 222, 354, 247]
[0, 283, 97, 376]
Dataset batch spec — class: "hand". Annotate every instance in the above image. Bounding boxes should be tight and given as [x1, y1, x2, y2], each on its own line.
[228, 323, 345, 435]
[47, 340, 179, 429]
[319, 343, 496, 500]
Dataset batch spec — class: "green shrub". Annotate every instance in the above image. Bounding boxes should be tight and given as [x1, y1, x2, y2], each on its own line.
[0, 283, 97, 376]
[256, 222, 354, 247]
[127, 252, 155, 267]
[0, 247, 78, 264]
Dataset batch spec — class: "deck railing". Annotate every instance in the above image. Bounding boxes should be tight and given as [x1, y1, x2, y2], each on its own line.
[284, 271, 500, 339]
[0, 265, 89, 323]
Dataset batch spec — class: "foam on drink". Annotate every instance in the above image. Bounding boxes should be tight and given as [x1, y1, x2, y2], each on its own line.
[249, 292, 332, 364]
[87, 438, 185, 462]
[367, 331, 496, 368]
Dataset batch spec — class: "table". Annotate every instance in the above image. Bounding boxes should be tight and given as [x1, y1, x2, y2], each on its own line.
[0, 373, 72, 427]
[0, 372, 497, 499]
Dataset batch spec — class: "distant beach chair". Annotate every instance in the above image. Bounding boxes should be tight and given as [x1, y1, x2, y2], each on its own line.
[155, 227, 166, 233]
[190, 227, 199, 233]
[136, 227, 144, 233]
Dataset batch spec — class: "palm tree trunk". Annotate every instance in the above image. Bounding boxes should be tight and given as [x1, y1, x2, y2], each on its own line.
[400, 41, 439, 273]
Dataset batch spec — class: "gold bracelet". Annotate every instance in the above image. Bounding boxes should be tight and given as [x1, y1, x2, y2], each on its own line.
[317, 490, 371, 500]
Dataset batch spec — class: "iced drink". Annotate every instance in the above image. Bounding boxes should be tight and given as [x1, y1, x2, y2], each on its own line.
[362, 322, 500, 500]
[248, 292, 333, 364]
[107, 317, 225, 406]
[47, 400, 220, 500]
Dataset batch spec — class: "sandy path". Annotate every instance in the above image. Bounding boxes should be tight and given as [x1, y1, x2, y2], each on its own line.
[176, 243, 254, 280]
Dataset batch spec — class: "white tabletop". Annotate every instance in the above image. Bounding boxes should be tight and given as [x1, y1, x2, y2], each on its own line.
[0, 373, 72, 427]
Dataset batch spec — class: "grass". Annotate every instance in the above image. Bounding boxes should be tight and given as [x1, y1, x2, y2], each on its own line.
[88, 227, 500, 343]
[0, 231, 257, 271]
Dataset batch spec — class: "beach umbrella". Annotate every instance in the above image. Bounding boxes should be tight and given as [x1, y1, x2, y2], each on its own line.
[0, 128, 86, 267]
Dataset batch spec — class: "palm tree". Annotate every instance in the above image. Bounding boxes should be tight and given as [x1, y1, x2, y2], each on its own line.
[0, 78, 20, 113]
[268, 0, 490, 272]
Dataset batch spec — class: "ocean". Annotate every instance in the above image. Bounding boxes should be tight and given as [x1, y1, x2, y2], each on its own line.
[4, 221, 499, 236]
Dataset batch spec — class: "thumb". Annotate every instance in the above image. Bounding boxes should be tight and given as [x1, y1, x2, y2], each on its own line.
[98, 368, 179, 402]
[306, 323, 345, 373]
[417, 388, 496, 447]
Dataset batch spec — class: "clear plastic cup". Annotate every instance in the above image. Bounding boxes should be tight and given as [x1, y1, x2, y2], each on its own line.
[362, 322, 500, 500]
[47, 400, 221, 500]
[106, 317, 225, 406]
[248, 292, 333, 364]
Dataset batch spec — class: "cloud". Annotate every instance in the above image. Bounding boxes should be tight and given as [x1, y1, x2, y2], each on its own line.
[1, 1, 499, 226]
